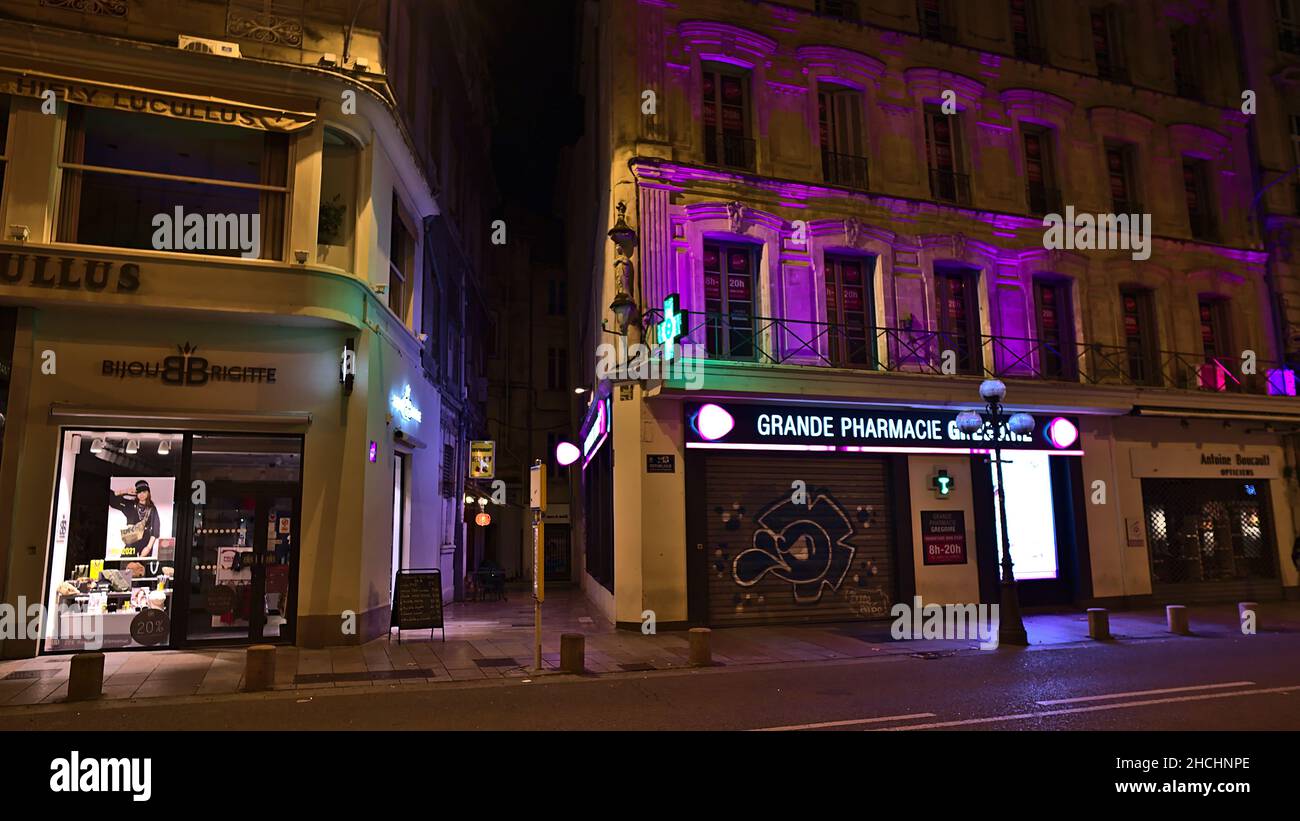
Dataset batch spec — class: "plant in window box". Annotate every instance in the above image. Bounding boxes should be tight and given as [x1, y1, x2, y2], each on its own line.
[317, 194, 348, 264]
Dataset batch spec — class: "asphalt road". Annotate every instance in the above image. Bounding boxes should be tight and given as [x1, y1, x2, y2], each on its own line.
[1, 630, 1297, 731]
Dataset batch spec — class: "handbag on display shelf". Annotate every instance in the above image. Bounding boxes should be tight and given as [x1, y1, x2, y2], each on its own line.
[121, 520, 147, 546]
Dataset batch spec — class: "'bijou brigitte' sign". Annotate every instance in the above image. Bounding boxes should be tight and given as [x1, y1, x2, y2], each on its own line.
[103, 343, 277, 386]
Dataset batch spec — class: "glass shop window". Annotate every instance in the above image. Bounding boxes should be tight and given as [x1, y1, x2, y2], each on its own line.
[44, 431, 183, 653]
[56, 105, 288, 260]
[318, 127, 359, 269]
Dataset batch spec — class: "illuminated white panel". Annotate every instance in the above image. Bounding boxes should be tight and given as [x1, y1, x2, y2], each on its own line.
[990, 450, 1058, 581]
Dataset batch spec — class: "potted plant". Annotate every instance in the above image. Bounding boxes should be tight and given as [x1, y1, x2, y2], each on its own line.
[317, 194, 347, 263]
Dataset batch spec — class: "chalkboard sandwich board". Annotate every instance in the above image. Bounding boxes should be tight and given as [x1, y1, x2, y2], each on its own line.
[391, 569, 445, 642]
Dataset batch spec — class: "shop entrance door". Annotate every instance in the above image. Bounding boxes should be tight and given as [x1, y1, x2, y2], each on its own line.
[180, 482, 299, 645]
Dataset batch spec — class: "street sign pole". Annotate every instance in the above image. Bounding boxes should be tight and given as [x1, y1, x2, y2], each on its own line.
[529, 461, 547, 673]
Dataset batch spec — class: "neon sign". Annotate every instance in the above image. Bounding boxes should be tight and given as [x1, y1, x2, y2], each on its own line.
[656, 293, 683, 360]
[390, 384, 422, 424]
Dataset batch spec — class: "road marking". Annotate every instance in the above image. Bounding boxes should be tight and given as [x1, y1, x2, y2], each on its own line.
[1035, 680, 1255, 706]
[875, 684, 1300, 730]
[754, 712, 936, 732]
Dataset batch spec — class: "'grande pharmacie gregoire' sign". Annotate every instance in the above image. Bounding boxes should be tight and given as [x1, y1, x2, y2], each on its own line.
[685, 401, 1082, 453]
[102, 343, 277, 386]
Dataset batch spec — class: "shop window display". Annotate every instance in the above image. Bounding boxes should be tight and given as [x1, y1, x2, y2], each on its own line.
[45, 431, 181, 652]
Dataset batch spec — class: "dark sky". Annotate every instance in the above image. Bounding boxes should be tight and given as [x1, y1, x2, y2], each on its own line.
[478, 0, 581, 218]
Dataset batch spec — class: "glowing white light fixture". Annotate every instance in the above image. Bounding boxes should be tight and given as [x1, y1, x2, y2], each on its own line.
[1008, 412, 1035, 436]
[125, 439, 140, 455]
[555, 441, 581, 467]
[694, 403, 735, 441]
[157, 439, 171, 456]
[89, 437, 106, 454]
[1045, 417, 1079, 449]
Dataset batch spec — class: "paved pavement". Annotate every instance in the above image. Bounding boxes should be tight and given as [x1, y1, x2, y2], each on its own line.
[0, 588, 1295, 708]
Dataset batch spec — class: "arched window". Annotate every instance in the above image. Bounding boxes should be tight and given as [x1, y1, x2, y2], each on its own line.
[318, 127, 360, 269]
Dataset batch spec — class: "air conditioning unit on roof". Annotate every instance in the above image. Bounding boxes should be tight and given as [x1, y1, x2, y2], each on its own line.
[178, 36, 242, 58]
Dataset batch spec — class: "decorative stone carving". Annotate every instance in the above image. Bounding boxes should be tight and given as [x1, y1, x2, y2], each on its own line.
[227, 2, 304, 47]
[727, 201, 747, 234]
[40, 0, 127, 16]
[844, 216, 863, 247]
[952, 232, 966, 260]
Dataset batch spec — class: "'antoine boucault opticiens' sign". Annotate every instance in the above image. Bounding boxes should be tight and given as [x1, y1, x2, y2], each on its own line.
[685, 401, 1082, 453]
[103, 343, 277, 386]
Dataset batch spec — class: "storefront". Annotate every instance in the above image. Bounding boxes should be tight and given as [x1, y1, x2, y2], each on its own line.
[680, 399, 1089, 626]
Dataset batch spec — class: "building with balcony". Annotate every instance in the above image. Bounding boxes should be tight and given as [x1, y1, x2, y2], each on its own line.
[0, 0, 495, 657]
[567, 0, 1300, 632]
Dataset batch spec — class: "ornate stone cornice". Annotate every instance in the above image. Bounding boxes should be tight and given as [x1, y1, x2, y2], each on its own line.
[1087, 106, 1155, 140]
[40, 0, 126, 16]
[795, 45, 885, 89]
[903, 67, 984, 109]
[677, 20, 777, 67]
[1168, 122, 1231, 159]
[999, 88, 1074, 127]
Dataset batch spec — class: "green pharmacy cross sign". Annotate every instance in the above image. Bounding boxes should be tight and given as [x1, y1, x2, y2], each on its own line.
[657, 293, 683, 360]
[931, 469, 954, 498]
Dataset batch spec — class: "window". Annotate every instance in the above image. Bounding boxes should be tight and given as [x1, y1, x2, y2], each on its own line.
[1091, 7, 1127, 83]
[547, 279, 567, 315]
[1197, 297, 1233, 391]
[815, 0, 859, 22]
[1279, 0, 1300, 55]
[547, 346, 568, 391]
[825, 255, 875, 367]
[0, 95, 9, 204]
[925, 106, 969, 204]
[1181, 157, 1216, 241]
[57, 106, 288, 260]
[1120, 287, 1160, 386]
[1105, 142, 1140, 213]
[318, 128, 359, 269]
[702, 63, 754, 171]
[389, 194, 415, 322]
[441, 443, 456, 498]
[702, 241, 758, 359]
[818, 86, 868, 190]
[1034, 278, 1075, 379]
[935, 265, 982, 375]
[1010, 0, 1045, 63]
[1171, 25, 1201, 98]
[1021, 125, 1060, 216]
[918, 0, 956, 43]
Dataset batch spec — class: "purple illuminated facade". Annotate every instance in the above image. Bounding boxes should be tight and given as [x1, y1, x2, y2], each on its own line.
[567, 0, 1300, 631]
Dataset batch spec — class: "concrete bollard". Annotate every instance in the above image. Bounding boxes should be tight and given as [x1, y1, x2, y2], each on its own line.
[1238, 602, 1260, 632]
[689, 627, 712, 666]
[243, 644, 277, 691]
[1166, 605, 1190, 635]
[560, 633, 585, 673]
[1086, 608, 1111, 640]
[66, 652, 104, 702]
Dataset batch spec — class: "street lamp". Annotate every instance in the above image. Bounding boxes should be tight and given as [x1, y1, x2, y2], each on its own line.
[956, 379, 1034, 646]
[604, 201, 642, 339]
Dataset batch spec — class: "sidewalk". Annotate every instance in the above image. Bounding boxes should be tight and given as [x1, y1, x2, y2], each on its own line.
[1, 589, 1295, 707]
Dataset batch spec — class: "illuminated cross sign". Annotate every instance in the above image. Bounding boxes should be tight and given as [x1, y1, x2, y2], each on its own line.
[657, 293, 683, 360]
[930, 469, 954, 497]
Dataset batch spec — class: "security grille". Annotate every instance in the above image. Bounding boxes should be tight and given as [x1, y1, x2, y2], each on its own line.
[1142, 479, 1277, 585]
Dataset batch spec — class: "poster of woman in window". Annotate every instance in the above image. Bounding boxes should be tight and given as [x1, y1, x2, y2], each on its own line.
[106, 477, 175, 560]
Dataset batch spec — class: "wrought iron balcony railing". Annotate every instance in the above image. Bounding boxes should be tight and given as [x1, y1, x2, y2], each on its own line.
[705, 134, 756, 172]
[1187, 208, 1219, 243]
[636, 308, 1299, 398]
[815, 0, 859, 22]
[1026, 182, 1063, 217]
[821, 149, 870, 190]
[929, 167, 971, 205]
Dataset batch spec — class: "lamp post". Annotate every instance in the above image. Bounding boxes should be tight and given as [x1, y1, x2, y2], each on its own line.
[606, 201, 641, 341]
[956, 379, 1034, 646]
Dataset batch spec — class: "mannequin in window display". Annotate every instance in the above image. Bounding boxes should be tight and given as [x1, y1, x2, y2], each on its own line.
[108, 480, 160, 558]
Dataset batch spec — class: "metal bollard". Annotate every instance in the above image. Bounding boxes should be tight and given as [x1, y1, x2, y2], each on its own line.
[689, 627, 712, 666]
[1166, 605, 1190, 635]
[560, 633, 585, 673]
[1238, 602, 1260, 632]
[243, 644, 277, 691]
[66, 652, 104, 702]
[1086, 608, 1110, 640]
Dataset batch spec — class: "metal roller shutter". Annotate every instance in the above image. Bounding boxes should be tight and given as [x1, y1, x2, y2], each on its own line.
[704, 453, 895, 627]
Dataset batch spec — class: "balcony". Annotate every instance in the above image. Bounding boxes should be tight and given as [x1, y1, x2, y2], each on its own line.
[1111, 196, 1144, 216]
[640, 309, 1299, 399]
[821, 149, 870, 191]
[1026, 182, 1063, 217]
[929, 167, 971, 206]
[705, 134, 756, 172]
[814, 0, 859, 22]
[1187, 208, 1219, 243]
[920, 20, 959, 44]
[1096, 59, 1130, 84]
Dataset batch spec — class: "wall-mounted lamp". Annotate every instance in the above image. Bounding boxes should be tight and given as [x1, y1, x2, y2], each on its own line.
[8, 225, 29, 242]
[293, 249, 309, 264]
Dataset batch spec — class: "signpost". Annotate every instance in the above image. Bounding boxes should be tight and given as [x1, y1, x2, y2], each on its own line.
[529, 461, 546, 672]
[390, 568, 444, 643]
[469, 440, 496, 479]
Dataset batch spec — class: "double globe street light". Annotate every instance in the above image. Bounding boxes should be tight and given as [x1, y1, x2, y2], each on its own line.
[955, 379, 1034, 647]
